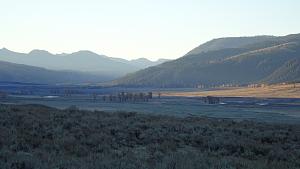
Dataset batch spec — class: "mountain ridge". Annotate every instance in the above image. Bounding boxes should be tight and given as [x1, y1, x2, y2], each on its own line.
[0, 48, 170, 78]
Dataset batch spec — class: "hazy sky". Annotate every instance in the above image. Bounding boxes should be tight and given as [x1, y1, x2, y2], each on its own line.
[1, 0, 300, 60]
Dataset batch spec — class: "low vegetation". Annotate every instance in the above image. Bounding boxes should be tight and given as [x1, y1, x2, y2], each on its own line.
[0, 104, 300, 169]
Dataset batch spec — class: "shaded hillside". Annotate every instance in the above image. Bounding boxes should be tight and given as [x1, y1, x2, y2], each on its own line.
[0, 61, 111, 84]
[113, 34, 300, 87]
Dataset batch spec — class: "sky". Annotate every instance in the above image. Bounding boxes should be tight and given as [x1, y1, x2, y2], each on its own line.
[0, 0, 300, 60]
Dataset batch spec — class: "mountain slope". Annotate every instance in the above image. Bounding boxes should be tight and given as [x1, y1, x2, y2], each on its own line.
[0, 61, 111, 84]
[113, 33, 300, 87]
[263, 58, 300, 84]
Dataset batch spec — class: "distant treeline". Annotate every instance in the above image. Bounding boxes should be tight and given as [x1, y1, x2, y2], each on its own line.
[203, 96, 220, 104]
[101, 92, 154, 102]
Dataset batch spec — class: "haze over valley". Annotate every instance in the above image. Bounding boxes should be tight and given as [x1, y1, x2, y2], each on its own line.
[0, 48, 169, 83]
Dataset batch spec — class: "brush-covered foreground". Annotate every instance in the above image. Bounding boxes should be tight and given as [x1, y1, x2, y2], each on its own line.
[0, 104, 300, 169]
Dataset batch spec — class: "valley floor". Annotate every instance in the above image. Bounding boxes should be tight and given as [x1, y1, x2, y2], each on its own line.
[2, 95, 300, 124]
[163, 83, 300, 98]
[0, 104, 300, 169]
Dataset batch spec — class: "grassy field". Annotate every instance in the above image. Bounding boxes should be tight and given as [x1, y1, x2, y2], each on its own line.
[162, 83, 300, 98]
[0, 104, 300, 169]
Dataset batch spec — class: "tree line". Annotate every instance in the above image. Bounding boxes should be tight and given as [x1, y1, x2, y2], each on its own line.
[101, 92, 154, 102]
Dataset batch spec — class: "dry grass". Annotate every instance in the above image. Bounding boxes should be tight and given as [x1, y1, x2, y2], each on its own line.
[163, 83, 300, 98]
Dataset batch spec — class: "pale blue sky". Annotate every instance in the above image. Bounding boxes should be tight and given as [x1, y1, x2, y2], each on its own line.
[0, 0, 299, 60]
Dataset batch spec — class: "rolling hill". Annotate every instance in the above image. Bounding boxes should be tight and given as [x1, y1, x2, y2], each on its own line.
[113, 33, 300, 87]
[0, 61, 112, 84]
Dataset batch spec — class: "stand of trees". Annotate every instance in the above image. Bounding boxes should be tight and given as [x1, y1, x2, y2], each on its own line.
[102, 92, 153, 102]
[203, 96, 220, 104]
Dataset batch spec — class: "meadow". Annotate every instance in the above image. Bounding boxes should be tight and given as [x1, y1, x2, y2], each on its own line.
[163, 83, 300, 98]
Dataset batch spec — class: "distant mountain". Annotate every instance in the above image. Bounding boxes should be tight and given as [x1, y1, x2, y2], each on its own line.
[0, 48, 169, 78]
[113, 33, 300, 87]
[129, 58, 170, 68]
[109, 57, 170, 69]
[0, 60, 112, 84]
